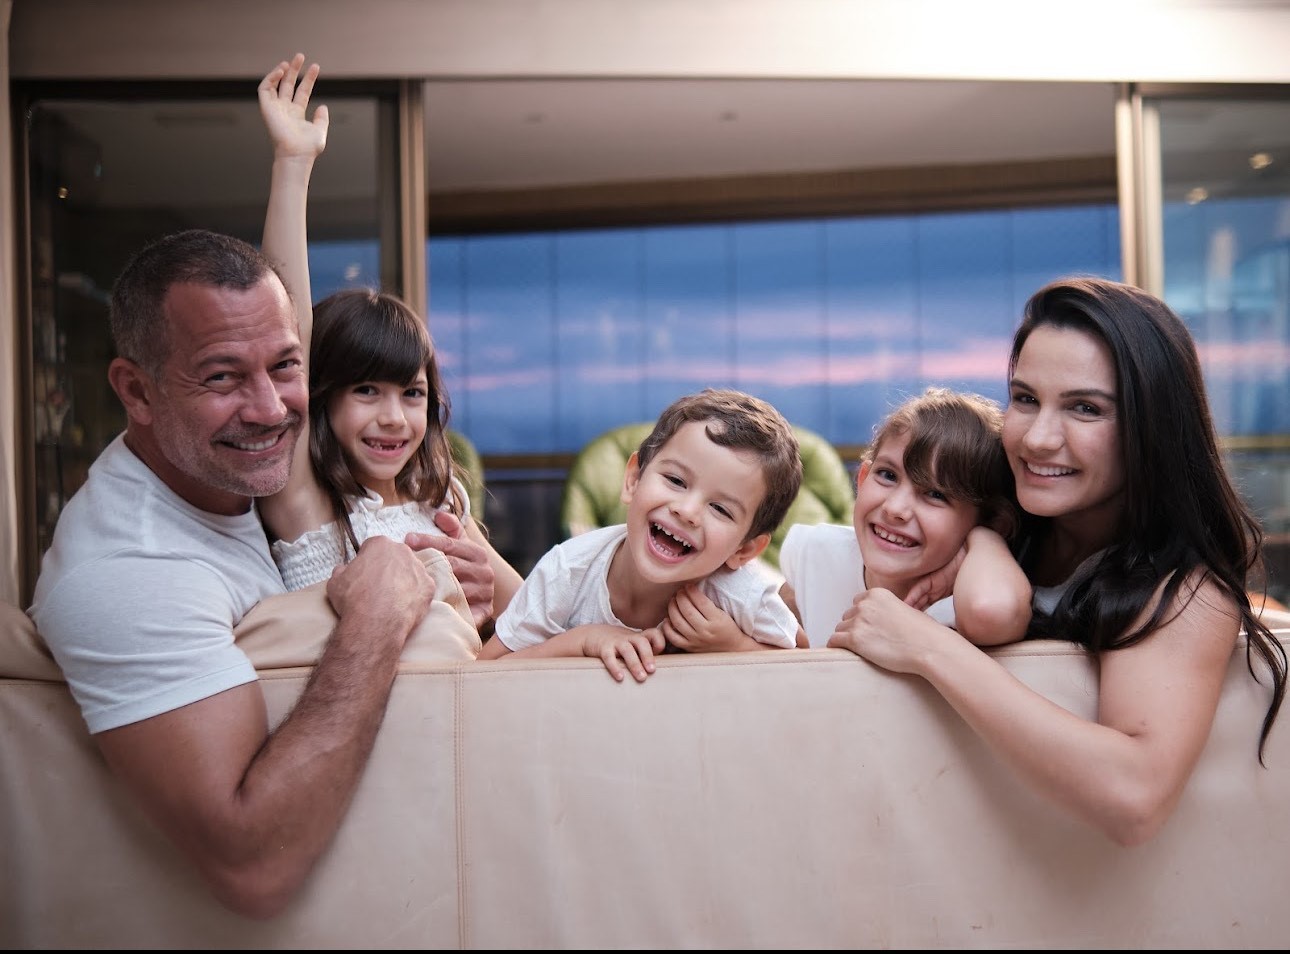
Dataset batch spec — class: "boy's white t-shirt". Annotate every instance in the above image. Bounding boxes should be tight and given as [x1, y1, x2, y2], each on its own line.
[779, 522, 956, 648]
[495, 524, 799, 651]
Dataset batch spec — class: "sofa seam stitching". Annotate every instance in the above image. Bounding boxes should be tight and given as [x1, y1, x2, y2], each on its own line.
[455, 663, 467, 948]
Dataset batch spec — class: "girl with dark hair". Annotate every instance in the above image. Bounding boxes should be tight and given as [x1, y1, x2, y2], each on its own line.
[780, 386, 1031, 649]
[828, 275, 1287, 846]
[255, 55, 522, 610]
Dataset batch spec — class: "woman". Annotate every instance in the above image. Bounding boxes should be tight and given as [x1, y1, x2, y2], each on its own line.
[828, 276, 1286, 845]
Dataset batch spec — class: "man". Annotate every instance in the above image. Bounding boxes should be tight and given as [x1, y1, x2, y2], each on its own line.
[28, 229, 493, 918]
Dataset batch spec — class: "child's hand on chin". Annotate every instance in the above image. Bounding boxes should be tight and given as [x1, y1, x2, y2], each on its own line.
[661, 584, 745, 653]
[902, 544, 967, 610]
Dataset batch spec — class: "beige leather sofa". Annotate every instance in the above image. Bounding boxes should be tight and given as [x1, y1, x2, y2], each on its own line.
[3, 562, 1288, 949]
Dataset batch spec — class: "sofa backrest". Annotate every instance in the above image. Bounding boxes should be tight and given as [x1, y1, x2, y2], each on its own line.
[3, 595, 1288, 948]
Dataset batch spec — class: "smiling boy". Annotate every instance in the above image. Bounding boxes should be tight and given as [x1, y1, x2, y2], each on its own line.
[479, 388, 805, 681]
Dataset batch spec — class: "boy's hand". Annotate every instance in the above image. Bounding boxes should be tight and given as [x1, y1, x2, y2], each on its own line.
[258, 52, 329, 161]
[580, 626, 665, 684]
[661, 584, 746, 653]
[902, 543, 967, 611]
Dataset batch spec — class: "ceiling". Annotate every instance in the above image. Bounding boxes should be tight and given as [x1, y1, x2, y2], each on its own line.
[41, 78, 1117, 204]
[36, 76, 1290, 235]
[418, 78, 1120, 192]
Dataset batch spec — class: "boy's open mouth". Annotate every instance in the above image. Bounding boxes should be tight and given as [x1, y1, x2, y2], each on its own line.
[650, 522, 694, 558]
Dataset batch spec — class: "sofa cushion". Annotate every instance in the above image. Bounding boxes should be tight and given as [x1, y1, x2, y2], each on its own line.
[0, 547, 479, 682]
[233, 547, 479, 668]
[2, 611, 1289, 947]
[0, 599, 60, 681]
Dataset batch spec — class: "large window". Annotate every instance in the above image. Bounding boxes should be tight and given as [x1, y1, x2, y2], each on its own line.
[427, 202, 1121, 575]
[1146, 90, 1290, 602]
[1152, 96, 1290, 439]
[429, 204, 1121, 457]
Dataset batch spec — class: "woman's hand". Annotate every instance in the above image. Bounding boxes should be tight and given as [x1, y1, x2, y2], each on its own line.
[827, 587, 955, 676]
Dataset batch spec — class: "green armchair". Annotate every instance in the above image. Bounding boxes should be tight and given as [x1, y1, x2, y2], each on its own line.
[447, 429, 486, 522]
[560, 422, 856, 570]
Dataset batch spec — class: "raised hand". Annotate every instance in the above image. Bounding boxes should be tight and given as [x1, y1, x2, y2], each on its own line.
[258, 53, 329, 163]
[258, 51, 328, 349]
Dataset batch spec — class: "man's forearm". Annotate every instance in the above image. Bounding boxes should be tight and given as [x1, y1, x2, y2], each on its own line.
[227, 611, 407, 915]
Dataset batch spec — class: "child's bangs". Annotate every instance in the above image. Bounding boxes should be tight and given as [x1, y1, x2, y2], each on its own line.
[900, 421, 989, 507]
[350, 316, 432, 386]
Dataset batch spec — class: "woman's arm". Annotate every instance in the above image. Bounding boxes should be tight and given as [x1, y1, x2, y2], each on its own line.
[827, 572, 1239, 845]
[950, 526, 1032, 646]
[256, 54, 332, 544]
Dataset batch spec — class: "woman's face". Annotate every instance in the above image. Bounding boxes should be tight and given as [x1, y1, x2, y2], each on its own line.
[1002, 324, 1125, 530]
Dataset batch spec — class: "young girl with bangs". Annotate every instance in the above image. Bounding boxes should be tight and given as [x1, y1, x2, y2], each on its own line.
[779, 386, 1032, 648]
[256, 54, 522, 614]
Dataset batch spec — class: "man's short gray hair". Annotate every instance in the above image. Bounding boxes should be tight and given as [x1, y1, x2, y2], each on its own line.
[109, 229, 284, 376]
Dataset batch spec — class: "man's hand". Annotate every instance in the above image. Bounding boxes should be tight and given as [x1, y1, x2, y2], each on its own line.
[405, 511, 496, 630]
[328, 535, 436, 635]
[94, 537, 436, 919]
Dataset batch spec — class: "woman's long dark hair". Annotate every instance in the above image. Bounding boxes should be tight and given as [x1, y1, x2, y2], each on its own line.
[307, 288, 464, 555]
[1011, 276, 1285, 759]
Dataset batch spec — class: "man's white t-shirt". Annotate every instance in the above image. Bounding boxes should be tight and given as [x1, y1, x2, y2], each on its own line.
[780, 522, 956, 648]
[29, 434, 285, 733]
[495, 524, 799, 651]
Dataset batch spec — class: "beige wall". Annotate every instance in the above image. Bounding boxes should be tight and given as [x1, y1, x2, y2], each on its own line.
[11, 0, 1290, 83]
